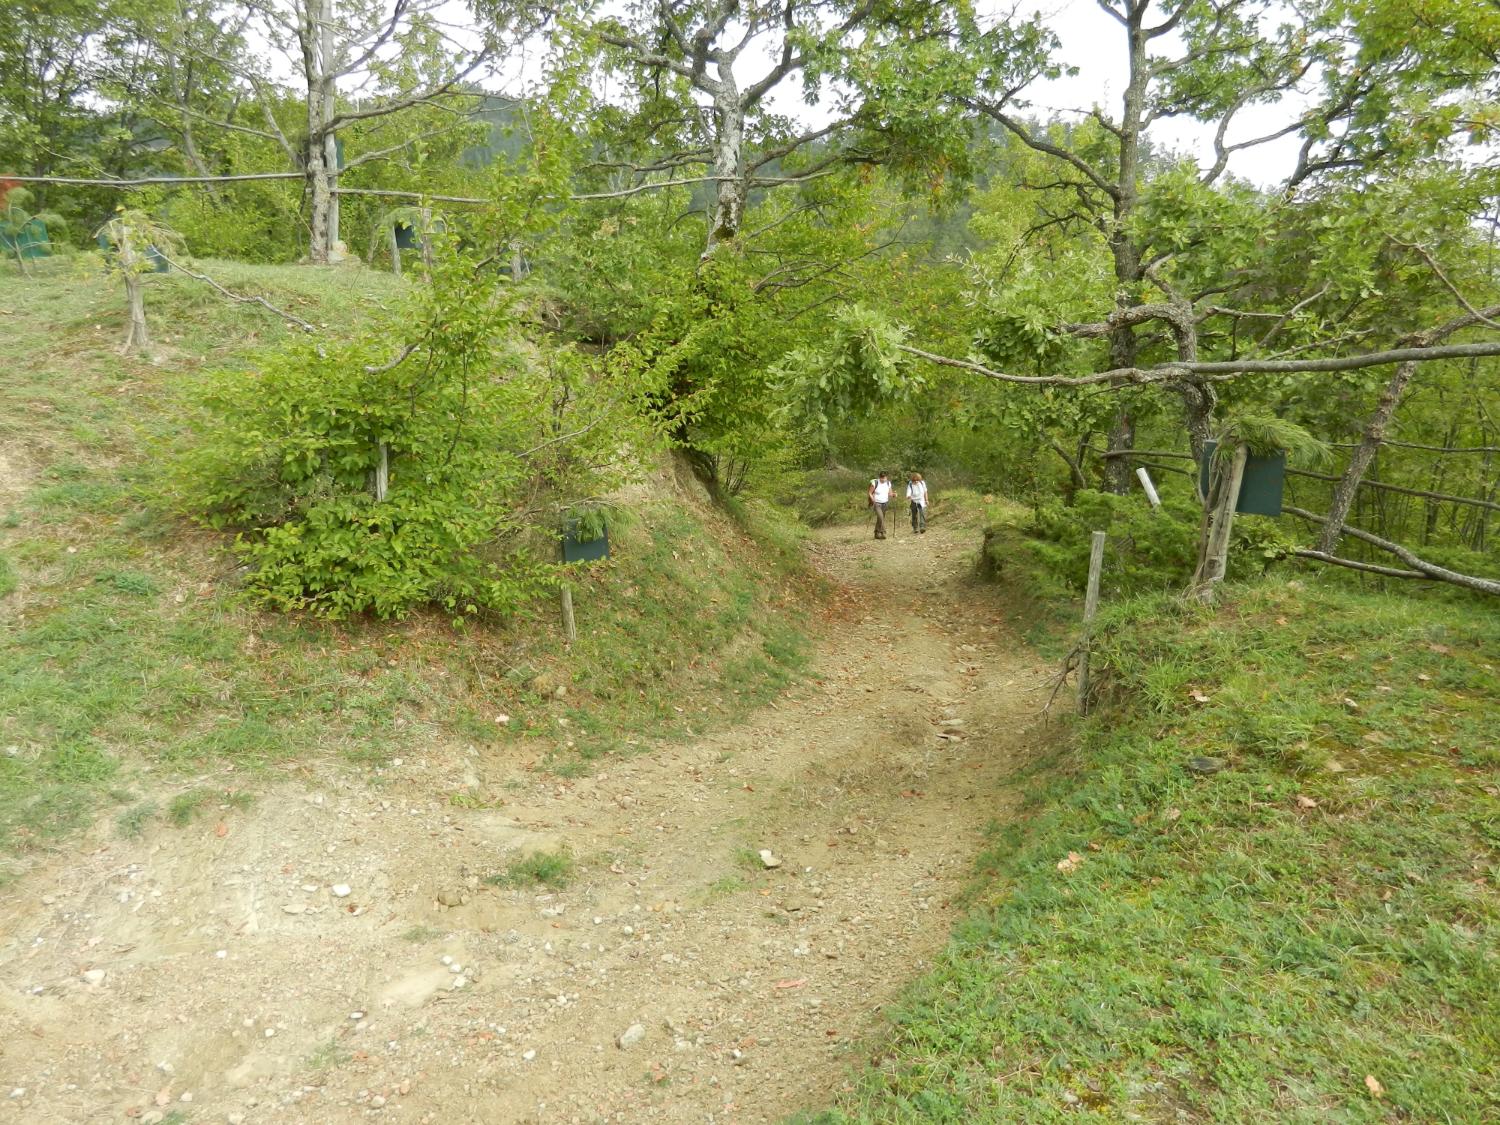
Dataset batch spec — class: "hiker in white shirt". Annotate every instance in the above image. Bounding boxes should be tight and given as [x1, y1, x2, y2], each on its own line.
[906, 473, 929, 534]
[867, 472, 893, 540]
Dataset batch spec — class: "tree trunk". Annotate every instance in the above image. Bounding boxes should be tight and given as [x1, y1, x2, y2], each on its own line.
[303, 0, 341, 264]
[114, 224, 150, 354]
[178, 59, 223, 205]
[1103, 408, 1135, 492]
[1316, 360, 1416, 553]
[703, 88, 747, 260]
[1193, 443, 1248, 600]
[122, 271, 149, 353]
[1101, 8, 1152, 494]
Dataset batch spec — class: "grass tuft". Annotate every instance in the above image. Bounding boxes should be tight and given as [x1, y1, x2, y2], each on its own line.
[485, 848, 575, 889]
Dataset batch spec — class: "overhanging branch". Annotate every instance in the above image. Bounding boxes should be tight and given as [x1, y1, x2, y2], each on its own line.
[895, 339, 1500, 388]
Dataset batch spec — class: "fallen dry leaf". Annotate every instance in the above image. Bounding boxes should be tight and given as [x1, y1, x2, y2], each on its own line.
[1165, 807, 1182, 821]
[1056, 852, 1084, 874]
[1296, 795, 1318, 809]
[1188, 689, 1211, 704]
[774, 978, 806, 990]
[214, 822, 228, 838]
[154, 1087, 172, 1108]
[1364, 1074, 1384, 1098]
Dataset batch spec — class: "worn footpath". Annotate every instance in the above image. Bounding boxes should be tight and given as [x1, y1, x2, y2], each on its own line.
[0, 522, 1048, 1123]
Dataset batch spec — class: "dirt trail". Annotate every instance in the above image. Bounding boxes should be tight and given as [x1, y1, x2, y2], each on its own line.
[0, 522, 1049, 1124]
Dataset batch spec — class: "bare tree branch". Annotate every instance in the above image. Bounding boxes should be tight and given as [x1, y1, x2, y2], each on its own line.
[154, 252, 318, 332]
[1292, 550, 1427, 580]
[1286, 506, 1500, 595]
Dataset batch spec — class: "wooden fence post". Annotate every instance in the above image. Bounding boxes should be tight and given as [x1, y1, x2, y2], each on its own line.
[1194, 443, 1248, 601]
[1078, 530, 1106, 714]
[560, 584, 577, 644]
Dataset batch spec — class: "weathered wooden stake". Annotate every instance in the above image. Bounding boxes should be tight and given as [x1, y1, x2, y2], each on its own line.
[560, 584, 577, 644]
[375, 442, 389, 502]
[1135, 466, 1161, 509]
[1195, 443, 1248, 601]
[1078, 530, 1106, 714]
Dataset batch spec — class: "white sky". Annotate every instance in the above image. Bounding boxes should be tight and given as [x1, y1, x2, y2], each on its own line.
[1020, 0, 1309, 183]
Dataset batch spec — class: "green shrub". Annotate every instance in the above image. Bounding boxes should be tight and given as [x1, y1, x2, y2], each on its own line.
[1024, 488, 1300, 597]
[171, 261, 637, 619]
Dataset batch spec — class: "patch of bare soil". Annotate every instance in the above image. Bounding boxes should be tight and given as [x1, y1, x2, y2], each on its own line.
[0, 521, 1049, 1124]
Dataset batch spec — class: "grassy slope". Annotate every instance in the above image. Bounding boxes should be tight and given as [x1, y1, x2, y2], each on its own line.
[805, 575, 1499, 1122]
[0, 259, 811, 873]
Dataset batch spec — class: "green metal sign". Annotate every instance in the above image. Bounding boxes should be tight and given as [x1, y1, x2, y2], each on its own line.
[561, 518, 610, 563]
[1200, 440, 1287, 516]
[1, 218, 51, 260]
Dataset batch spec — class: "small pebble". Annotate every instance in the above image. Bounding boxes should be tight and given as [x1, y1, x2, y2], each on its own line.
[617, 1023, 647, 1049]
[331, 884, 351, 898]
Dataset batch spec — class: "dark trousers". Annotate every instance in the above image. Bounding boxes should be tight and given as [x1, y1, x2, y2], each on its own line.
[873, 502, 888, 539]
[910, 501, 926, 533]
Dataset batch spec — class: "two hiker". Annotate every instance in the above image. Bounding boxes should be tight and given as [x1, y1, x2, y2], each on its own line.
[868, 471, 929, 539]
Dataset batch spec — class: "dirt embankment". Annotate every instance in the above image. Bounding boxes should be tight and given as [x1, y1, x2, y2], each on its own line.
[0, 521, 1048, 1124]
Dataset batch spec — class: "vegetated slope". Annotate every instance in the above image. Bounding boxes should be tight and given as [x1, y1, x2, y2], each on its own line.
[807, 574, 1500, 1123]
[0, 261, 810, 877]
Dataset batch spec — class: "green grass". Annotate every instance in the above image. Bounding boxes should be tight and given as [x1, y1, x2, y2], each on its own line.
[305, 1038, 352, 1072]
[165, 787, 254, 827]
[115, 800, 157, 839]
[705, 874, 750, 899]
[810, 581, 1500, 1123]
[486, 848, 575, 889]
[0, 264, 820, 869]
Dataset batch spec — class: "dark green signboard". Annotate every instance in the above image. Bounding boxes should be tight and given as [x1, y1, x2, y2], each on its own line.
[561, 518, 609, 563]
[1200, 440, 1286, 516]
[1, 218, 51, 260]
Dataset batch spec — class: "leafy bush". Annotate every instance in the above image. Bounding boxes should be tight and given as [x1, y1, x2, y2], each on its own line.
[1022, 488, 1300, 597]
[172, 256, 637, 619]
